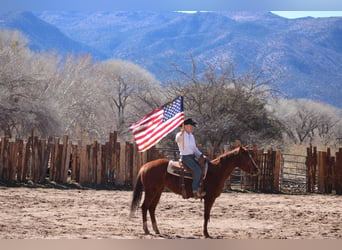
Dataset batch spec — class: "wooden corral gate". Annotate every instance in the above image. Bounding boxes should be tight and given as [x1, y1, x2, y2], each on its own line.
[226, 146, 281, 193]
[232, 145, 342, 194]
[279, 153, 307, 193]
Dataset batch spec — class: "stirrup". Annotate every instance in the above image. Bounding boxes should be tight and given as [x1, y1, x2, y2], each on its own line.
[194, 191, 206, 199]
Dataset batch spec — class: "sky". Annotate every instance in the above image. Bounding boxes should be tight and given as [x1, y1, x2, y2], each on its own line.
[271, 11, 342, 18]
[1, 0, 342, 18]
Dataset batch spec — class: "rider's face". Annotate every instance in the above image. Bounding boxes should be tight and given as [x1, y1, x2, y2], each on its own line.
[184, 124, 193, 133]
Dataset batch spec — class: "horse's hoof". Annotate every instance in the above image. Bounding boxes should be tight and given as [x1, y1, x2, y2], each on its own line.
[204, 232, 212, 238]
[143, 222, 150, 234]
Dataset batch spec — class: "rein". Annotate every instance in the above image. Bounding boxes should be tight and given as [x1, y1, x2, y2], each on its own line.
[211, 147, 241, 166]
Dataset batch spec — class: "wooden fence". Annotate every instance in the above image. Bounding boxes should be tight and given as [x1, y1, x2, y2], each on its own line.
[0, 133, 341, 195]
[227, 146, 281, 193]
[306, 145, 342, 194]
[230, 145, 342, 194]
[0, 132, 163, 187]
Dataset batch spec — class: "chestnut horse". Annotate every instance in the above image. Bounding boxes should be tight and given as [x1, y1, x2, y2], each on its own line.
[130, 146, 259, 238]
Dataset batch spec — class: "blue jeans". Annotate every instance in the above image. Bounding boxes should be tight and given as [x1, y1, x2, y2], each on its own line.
[181, 155, 202, 193]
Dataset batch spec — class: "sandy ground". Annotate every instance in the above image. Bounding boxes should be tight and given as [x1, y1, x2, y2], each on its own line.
[0, 187, 342, 239]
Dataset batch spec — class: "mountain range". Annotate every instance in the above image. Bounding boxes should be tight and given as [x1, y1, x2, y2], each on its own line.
[0, 11, 341, 108]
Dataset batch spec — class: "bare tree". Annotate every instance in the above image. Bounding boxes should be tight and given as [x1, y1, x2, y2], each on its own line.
[166, 56, 283, 153]
[0, 31, 167, 143]
[47, 54, 106, 141]
[96, 59, 164, 138]
[0, 30, 61, 138]
[274, 98, 341, 146]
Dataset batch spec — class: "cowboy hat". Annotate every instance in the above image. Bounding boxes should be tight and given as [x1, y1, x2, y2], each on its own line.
[184, 118, 197, 127]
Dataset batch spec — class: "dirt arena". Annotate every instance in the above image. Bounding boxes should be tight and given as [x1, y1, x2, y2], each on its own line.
[0, 186, 341, 239]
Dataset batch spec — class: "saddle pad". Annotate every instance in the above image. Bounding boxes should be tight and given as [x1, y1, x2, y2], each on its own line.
[167, 160, 193, 179]
[167, 160, 208, 180]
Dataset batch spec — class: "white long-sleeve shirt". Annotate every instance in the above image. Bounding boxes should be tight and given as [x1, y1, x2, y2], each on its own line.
[175, 131, 202, 157]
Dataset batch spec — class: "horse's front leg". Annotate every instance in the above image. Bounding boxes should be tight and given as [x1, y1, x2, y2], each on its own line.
[203, 197, 216, 238]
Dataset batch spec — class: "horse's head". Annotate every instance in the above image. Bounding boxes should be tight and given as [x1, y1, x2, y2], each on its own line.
[236, 146, 259, 176]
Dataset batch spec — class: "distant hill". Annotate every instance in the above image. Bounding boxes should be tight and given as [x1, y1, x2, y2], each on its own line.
[1, 11, 341, 108]
[0, 11, 105, 59]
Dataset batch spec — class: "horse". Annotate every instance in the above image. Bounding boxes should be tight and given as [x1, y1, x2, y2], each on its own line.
[129, 146, 259, 238]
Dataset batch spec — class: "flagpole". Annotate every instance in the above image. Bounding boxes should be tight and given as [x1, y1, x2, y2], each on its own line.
[180, 93, 185, 150]
[180, 123, 185, 150]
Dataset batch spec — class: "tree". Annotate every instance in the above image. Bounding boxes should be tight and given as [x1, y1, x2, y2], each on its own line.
[0, 31, 167, 143]
[47, 54, 106, 141]
[273, 98, 341, 146]
[96, 59, 164, 138]
[166, 56, 283, 153]
[0, 30, 61, 138]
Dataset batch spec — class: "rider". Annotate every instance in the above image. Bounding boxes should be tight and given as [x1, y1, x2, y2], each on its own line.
[175, 118, 207, 199]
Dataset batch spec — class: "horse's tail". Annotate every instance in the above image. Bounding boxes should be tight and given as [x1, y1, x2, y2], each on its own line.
[129, 171, 143, 219]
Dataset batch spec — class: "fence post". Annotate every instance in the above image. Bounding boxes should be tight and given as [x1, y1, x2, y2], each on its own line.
[306, 145, 317, 193]
[336, 148, 342, 194]
[273, 151, 281, 192]
[92, 140, 99, 185]
[37, 139, 46, 183]
[125, 142, 134, 186]
[318, 151, 327, 193]
[109, 132, 118, 184]
[0, 137, 3, 180]
[17, 139, 25, 182]
[306, 146, 312, 192]
[116, 142, 126, 186]
[49, 138, 56, 181]
[101, 143, 107, 185]
[95, 141, 102, 185]
[59, 135, 68, 183]
[115, 142, 121, 185]
[250, 144, 259, 191]
[1, 137, 10, 181]
[23, 136, 32, 183]
[79, 144, 89, 185]
[325, 148, 333, 193]
[8, 141, 17, 182]
[132, 145, 140, 186]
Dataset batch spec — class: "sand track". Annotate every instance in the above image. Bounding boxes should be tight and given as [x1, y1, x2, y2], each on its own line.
[0, 187, 341, 239]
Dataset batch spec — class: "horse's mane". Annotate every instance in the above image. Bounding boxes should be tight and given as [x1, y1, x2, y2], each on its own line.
[211, 147, 241, 166]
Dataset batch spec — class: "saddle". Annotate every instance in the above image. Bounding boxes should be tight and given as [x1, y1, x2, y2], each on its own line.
[167, 159, 208, 199]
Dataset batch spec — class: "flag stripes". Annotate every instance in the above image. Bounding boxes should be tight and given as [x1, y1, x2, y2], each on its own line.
[129, 96, 184, 152]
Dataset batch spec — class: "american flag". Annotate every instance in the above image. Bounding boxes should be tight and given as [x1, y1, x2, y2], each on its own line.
[129, 96, 184, 152]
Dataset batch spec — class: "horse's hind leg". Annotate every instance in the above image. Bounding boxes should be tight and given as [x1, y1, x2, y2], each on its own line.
[141, 201, 150, 234]
[149, 190, 163, 234]
[141, 190, 160, 235]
